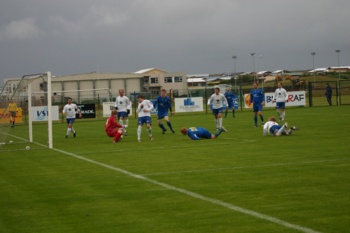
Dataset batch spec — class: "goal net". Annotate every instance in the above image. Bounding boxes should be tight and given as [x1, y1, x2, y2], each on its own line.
[0, 73, 48, 150]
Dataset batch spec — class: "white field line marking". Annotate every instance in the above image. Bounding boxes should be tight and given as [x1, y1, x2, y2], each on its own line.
[7, 134, 321, 233]
[142, 159, 350, 176]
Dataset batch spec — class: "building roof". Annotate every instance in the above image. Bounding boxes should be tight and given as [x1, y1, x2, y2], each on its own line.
[187, 77, 206, 83]
[328, 66, 350, 70]
[257, 71, 271, 75]
[309, 68, 329, 73]
[134, 68, 168, 74]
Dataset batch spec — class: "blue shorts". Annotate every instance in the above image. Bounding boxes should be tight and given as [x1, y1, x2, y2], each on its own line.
[212, 108, 223, 116]
[253, 104, 263, 112]
[118, 112, 127, 120]
[227, 102, 234, 109]
[66, 118, 75, 124]
[270, 125, 282, 135]
[276, 102, 285, 109]
[201, 129, 213, 139]
[157, 111, 168, 120]
[138, 116, 152, 125]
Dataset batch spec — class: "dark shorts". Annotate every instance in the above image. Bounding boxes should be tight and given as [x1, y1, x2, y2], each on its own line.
[157, 111, 168, 120]
[201, 129, 213, 139]
[138, 116, 152, 125]
[276, 102, 285, 109]
[10, 111, 16, 117]
[270, 125, 282, 135]
[212, 108, 223, 116]
[66, 118, 75, 124]
[253, 104, 263, 112]
[118, 112, 127, 120]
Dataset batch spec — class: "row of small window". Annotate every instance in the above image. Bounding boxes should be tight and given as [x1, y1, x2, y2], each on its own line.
[150, 76, 183, 84]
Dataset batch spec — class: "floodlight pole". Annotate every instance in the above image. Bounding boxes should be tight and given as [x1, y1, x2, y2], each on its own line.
[336, 50, 341, 81]
[232, 56, 237, 87]
[251, 53, 256, 82]
[311, 52, 316, 84]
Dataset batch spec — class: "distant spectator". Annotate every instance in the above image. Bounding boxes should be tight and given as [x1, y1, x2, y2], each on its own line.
[325, 83, 332, 106]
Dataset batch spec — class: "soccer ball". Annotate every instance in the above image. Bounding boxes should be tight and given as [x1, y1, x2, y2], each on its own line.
[25, 146, 31, 150]
[9, 140, 13, 144]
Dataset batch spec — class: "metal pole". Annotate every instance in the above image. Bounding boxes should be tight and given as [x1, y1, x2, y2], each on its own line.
[336, 49, 341, 105]
[232, 56, 237, 88]
[251, 53, 256, 82]
[311, 52, 316, 84]
[336, 49, 341, 81]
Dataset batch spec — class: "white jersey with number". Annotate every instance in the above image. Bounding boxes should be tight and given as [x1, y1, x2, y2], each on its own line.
[63, 103, 79, 119]
[115, 95, 130, 112]
[208, 93, 228, 109]
[274, 88, 288, 102]
[137, 100, 153, 117]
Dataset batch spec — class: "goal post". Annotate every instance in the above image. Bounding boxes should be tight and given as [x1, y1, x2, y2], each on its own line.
[0, 72, 49, 147]
[27, 72, 53, 148]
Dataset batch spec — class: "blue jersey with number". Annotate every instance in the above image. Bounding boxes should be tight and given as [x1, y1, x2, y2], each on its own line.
[155, 95, 172, 116]
[187, 127, 212, 140]
[250, 88, 265, 105]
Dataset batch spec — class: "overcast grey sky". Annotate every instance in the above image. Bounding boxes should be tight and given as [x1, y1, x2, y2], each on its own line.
[1, 0, 349, 82]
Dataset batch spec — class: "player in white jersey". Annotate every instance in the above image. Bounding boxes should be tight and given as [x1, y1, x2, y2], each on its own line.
[62, 97, 82, 138]
[115, 89, 130, 134]
[263, 116, 297, 136]
[272, 82, 288, 121]
[136, 95, 154, 142]
[208, 87, 228, 130]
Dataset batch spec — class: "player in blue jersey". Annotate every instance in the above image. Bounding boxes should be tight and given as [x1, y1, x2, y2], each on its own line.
[250, 82, 265, 127]
[155, 89, 175, 134]
[224, 86, 237, 118]
[180, 126, 227, 140]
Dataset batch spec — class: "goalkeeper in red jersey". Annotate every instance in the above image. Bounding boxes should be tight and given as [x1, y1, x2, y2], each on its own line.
[105, 109, 124, 143]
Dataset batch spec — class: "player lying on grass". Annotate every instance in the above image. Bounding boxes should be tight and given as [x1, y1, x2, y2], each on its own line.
[180, 126, 227, 140]
[263, 116, 298, 136]
[105, 109, 124, 143]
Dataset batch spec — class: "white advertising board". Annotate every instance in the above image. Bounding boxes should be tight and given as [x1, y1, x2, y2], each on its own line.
[244, 91, 306, 108]
[31, 106, 59, 121]
[102, 102, 133, 117]
[175, 97, 204, 112]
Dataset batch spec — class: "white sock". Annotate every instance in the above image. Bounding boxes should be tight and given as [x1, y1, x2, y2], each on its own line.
[148, 127, 152, 137]
[119, 119, 124, 127]
[282, 112, 285, 119]
[137, 125, 142, 140]
[277, 125, 286, 135]
[125, 119, 129, 128]
[71, 127, 75, 133]
[215, 119, 219, 129]
[219, 118, 223, 128]
[67, 128, 71, 135]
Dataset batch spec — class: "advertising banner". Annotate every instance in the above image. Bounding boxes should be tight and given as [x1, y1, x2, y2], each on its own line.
[244, 91, 306, 108]
[175, 97, 204, 112]
[31, 106, 59, 121]
[77, 104, 95, 118]
[103, 102, 132, 117]
[0, 108, 23, 124]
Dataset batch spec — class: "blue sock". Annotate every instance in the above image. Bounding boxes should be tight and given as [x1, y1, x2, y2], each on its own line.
[260, 115, 264, 123]
[159, 124, 166, 131]
[166, 121, 173, 130]
[254, 116, 258, 126]
[214, 128, 224, 138]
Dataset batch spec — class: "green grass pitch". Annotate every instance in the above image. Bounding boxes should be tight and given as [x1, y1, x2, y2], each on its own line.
[1, 106, 349, 233]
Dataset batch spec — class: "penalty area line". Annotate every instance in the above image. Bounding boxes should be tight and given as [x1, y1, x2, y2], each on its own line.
[8, 133, 321, 233]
